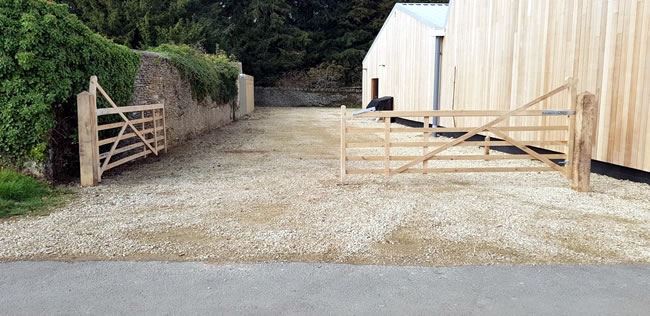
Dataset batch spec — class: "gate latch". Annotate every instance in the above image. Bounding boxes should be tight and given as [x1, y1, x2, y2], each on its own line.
[542, 110, 576, 116]
[353, 107, 377, 116]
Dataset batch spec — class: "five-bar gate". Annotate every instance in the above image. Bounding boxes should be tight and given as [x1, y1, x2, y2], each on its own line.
[77, 76, 167, 187]
[340, 79, 597, 191]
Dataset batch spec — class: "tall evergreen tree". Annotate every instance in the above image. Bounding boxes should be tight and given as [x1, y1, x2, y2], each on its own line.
[59, 0, 448, 86]
[62, 0, 221, 50]
[217, 0, 310, 85]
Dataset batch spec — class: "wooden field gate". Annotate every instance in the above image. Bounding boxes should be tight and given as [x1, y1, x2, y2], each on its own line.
[340, 79, 598, 191]
[77, 76, 167, 187]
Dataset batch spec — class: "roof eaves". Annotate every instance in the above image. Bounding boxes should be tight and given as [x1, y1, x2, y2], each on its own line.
[394, 3, 449, 30]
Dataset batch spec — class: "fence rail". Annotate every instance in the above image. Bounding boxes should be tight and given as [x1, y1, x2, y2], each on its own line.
[77, 76, 167, 187]
[340, 78, 598, 192]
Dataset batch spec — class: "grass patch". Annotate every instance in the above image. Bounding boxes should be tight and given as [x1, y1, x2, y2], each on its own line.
[0, 170, 70, 219]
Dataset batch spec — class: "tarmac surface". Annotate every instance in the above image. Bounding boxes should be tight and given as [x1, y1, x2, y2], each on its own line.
[1, 261, 648, 315]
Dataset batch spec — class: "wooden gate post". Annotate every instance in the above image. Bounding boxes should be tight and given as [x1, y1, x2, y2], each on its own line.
[77, 91, 99, 187]
[571, 92, 597, 192]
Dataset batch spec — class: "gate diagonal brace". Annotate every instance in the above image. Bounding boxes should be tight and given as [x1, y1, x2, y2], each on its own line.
[411, 128, 491, 167]
[487, 129, 565, 174]
[95, 83, 158, 156]
[100, 124, 128, 175]
[393, 81, 570, 174]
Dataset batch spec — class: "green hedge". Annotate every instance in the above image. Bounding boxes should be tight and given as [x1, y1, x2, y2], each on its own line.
[0, 0, 140, 165]
[151, 44, 239, 104]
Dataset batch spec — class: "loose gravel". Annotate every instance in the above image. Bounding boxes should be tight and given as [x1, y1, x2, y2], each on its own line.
[1, 107, 649, 266]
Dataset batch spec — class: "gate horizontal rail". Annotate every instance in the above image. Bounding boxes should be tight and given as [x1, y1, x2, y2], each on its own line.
[347, 167, 555, 174]
[354, 109, 576, 118]
[340, 78, 598, 192]
[346, 140, 568, 148]
[347, 154, 567, 161]
[346, 126, 569, 133]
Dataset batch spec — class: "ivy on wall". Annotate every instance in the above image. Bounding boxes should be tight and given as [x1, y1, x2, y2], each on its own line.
[0, 0, 140, 165]
[150, 44, 240, 104]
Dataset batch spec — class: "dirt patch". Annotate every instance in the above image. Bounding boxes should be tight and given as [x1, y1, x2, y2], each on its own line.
[224, 149, 271, 154]
[552, 233, 625, 261]
[0, 108, 649, 266]
[232, 203, 293, 225]
[133, 226, 213, 244]
[369, 225, 535, 266]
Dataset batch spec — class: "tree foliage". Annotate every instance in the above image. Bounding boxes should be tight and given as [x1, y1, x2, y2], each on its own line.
[0, 0, 140, 165]
[60, 0, 448, 86]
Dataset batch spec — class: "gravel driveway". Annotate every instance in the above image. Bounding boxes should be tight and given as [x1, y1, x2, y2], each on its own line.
[1, 108, 649, 265]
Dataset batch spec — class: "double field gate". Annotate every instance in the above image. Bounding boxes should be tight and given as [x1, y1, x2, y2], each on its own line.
[340, 79, 597, 191]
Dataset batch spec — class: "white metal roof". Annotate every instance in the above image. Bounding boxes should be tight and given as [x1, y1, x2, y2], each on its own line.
[394, 3, 449, 30]
[363, 2, 449, 64]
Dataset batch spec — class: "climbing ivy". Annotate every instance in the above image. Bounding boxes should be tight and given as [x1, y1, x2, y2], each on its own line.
[0, 0, 140, 166]
[150, 44, 240, 104]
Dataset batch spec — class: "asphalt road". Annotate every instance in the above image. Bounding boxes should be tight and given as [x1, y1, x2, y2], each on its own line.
[1, 262, 648, 315]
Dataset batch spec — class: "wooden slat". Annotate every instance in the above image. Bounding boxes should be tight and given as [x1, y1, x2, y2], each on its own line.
[89, 78, 101, 183]
[98, 126, 164, 146]
[89, 76, 97, 96]
[99, 136, 166, 159]
[97, 117, 160, 131]
[346, 140, 568, 148]
[347, 154, 567, 161]
[347, 167, 555, 174]
[423, 116, 429, 174]
[141, 110, 147, 159]
[100, 142, 143, 160]
[346, 127, 385, 133]
[98, 121, 132, 132]
[104, 149, 152, 171]
[162, 107, 168, 153]
[96, 103, 164, 116]
[566, 80, 578, 179]
[356, 109, 574, 118]
[346, 126, 569, 134]
[153, 109, 158, 154]
[384, 118, 390, 176]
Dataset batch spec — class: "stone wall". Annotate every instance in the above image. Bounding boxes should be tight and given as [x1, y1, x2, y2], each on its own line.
[40, 51, 240, 182]
[131, 52, 235, 147]
[255, 87, 362, 107]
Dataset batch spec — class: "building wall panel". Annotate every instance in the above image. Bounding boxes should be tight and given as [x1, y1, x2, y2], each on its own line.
[362, 9, 439, 123]
[440, 0, 650, 171]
